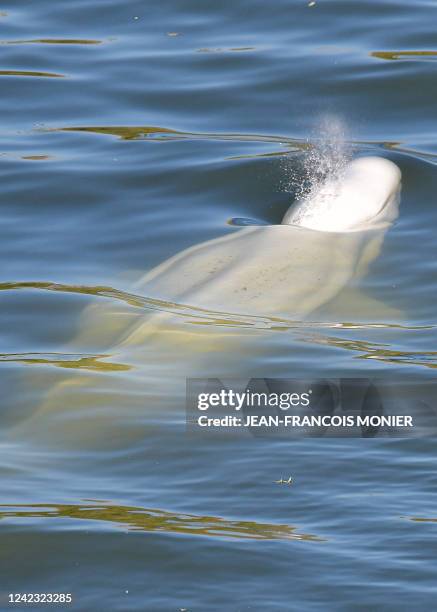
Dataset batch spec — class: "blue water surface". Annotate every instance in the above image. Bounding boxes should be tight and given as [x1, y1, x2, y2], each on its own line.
[1, 1, 437, 610]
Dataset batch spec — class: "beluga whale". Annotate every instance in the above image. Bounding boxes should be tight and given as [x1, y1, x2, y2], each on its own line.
[126, 156, 401, 332]
[60, 155, 402, 356]
[16, 154, 402, 447]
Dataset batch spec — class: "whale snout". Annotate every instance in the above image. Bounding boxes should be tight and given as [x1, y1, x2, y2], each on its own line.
[282, 156, 401, 232]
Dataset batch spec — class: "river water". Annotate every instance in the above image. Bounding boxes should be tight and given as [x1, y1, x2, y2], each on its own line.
[1, 1, 437, 610]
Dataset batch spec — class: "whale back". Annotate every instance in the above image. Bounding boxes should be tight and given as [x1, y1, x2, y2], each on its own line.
[131, 224, 368, 323]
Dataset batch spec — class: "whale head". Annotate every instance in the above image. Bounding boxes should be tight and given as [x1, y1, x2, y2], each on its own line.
[282, 156, 401, 232]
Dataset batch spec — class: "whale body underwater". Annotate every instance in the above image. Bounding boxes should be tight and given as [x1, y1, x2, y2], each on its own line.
[132, 155, 402, 323]
[70, 155, 402, 357]
[17, 156, 402, 445]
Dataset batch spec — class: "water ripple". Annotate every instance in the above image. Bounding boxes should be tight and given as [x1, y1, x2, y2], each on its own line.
[0, 352, 130, 372]
[372, 50, 437, 61]
[0, 280, 431, 332]
[197, 47, 257, 53]
[309, 334, 437, 370]
[0, 70, 64, 78]
[0, 502, 323, 541]
[0, 38, 103, 46]
[47, 125, 437, 163]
